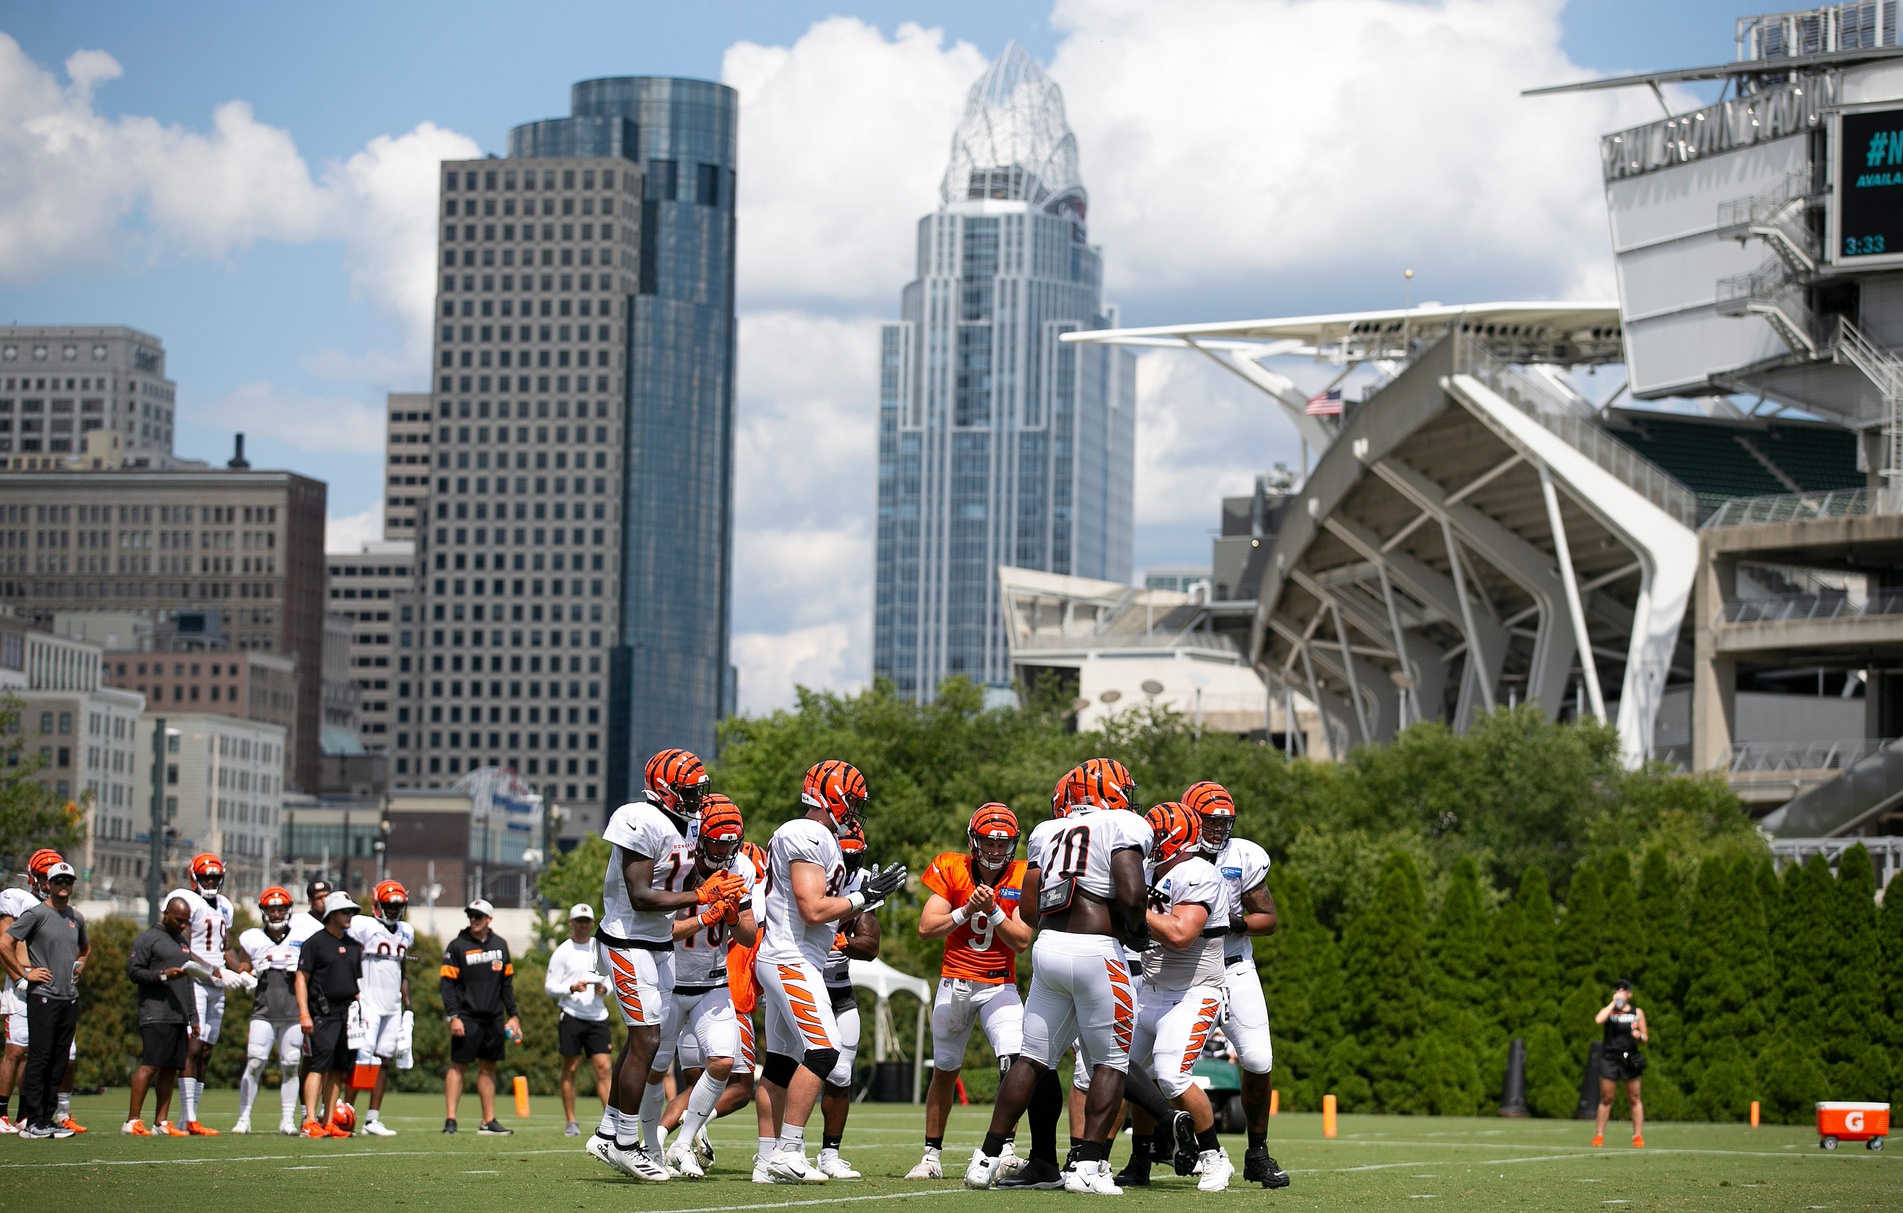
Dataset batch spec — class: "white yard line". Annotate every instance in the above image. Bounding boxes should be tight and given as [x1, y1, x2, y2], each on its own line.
[622, 1190, 974, 1213]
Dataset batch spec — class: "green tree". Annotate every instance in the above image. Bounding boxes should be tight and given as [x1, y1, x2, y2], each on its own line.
[1881, 868, 1903, 1105]
[1819, 846, 1881, 1090]
[534, 833, 611, 946]
[1495, 866, 1561, 1038]
[1256, 867, 1340, 1112]
[1680, 856, 1774, 1119]
[0, 696, 89, 875]
[1337, 852, 1429, 1112]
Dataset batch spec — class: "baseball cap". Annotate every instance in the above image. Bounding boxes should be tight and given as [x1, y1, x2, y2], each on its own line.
[323, 891, 360, 917]
[466, 898, 496, 918]
[45, 862, 75, 881]
[568, 903, 596, 921]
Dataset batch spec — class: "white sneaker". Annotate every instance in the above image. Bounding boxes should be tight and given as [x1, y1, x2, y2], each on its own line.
[589, 1134, 643, 1177]
[905, 1148, 943, 1179]
[667, 1141, 705, 1178]
[817, 1149, 861, 1179]
[753, 1159, 798, 1184]
[277, 1116, 297, 1136]
[766, 1147, 827, 1183]
[619, 1144, 672, 1182]
[964, 1149, 1002, 1190]
[1064, 1159, 1124, 1195]
[363, 1119, 397, 1137]
[692, 1125, 715, 1167]
[1196, 1147, 1233, 1192]
[232, 1116, 251, 1135]
[997, 1140, 1026, 1179]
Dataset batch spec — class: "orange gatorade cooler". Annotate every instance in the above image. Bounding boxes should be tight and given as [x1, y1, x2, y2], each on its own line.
[1816, 1102, 1888, 1150]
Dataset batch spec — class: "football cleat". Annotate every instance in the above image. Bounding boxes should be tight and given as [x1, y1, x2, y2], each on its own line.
[905, 1148, 943, 1180]
[122, 1119, 153, 1136]
[692, 1125, 715, 1167]
[997, 1156, 1067, 1189]
[1196, 1147, 1234, 1192]
[327, 1122, 352, 1138]
[752, 1159, 798, 1184]
[1064, 1158, 1124, 1195]
[666, 1141, 705, 1178]
[1168, 1111, 1198, 1175]
[997, 1139, 1026, 1179]
[277, 1116, 297, 1136]
[1112, 1154, 1151, 1187]
[231, 1116, 251, 1135]
[1242, 1146, 1290, 1189]
[0, 1115, 15, 1134]
[964, 1148, 1002, 1189]
[54, 1115, 85, 1134]
[616, 1144, 672, 1182]
[158, 1120, 190, 1137]
[816, 1149, 861, 1179]
[585, 1133, 621, 1173]
[766, 1147, 827, 1183]
[362, 1119, 397, 1137]
[184, 1120, 219, 1136]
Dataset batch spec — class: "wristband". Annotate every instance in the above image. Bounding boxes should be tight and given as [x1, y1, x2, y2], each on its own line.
[846, 891, 867, 912]
[949, 905, 970, 928]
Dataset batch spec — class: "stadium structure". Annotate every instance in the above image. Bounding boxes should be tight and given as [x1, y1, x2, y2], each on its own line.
[1052, 3, 1903, 849]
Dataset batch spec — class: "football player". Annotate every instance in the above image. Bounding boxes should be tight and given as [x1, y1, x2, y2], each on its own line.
[0, 850, 59, 1133]
[965, 759, 1152, 1195]
[647, 795, 755, 1177]
[164, 853, 246, 1135]
[905, 804, 1031, 1181]
[586, 749, 737, 1182]
[1183, 781, 1288, 1187]
[753, 761, 904, 1184]
[815, 821, 878, 1180]
[1114, 803, 1233, 1191]
[345, 880, 413, 1136]
[234, 887, 303, 1134]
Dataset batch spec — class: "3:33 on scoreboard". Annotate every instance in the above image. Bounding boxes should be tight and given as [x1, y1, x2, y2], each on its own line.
[1833, 103, 1903, 268]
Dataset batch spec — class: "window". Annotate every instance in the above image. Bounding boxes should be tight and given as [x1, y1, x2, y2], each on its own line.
[696, 162, 720, 206]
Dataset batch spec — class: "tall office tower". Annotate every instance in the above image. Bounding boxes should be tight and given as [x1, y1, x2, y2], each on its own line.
[873, 44, 1135, 700]
[382, 392, 433, 537]
[0, 327, 177, 463]
[416, 78, 735, 832]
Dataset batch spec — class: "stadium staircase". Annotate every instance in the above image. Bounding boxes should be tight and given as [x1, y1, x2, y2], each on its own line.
[1761, 736, 1903, 837]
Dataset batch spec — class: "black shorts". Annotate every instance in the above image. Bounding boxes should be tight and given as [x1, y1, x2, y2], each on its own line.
[558, 1014, 611, 1058]
[307, 1015, 351, 1073]
[450, 1015, 507, 1065]
[1600, 1050, 1645, 1082]
[140, 1022, 188, 1069]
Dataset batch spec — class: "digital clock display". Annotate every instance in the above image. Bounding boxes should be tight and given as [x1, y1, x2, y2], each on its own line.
[1839, 106, 1903, 261]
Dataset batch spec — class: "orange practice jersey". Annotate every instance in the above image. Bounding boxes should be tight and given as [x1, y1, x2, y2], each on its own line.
[921, 852, 1028, 984]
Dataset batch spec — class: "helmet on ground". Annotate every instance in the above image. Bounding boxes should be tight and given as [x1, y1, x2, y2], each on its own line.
[968, 803, 1020, 874]
[1146, 802, 1201, 867]
[838, 820, 868, 873]
[259, 886, 294, 933]
[801, 760, 868, 831]
[1182, 781, 1236, 850]
[696, 794, 745, 868]
[331, 1102, 356, 1132]
[644, 748, 710, 817]
[373, 879, 408, 925]
[189, 853, 226, 892]
[1054, 758, 1139, 817]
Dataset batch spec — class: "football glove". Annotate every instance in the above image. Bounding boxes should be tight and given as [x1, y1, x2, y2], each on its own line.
[863, 862, 908, 902]
[697, 871, 746, 905]
[833, 932, 850, 951]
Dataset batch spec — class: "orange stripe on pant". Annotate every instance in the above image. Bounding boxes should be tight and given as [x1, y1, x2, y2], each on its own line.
[776, 964, 831, 1049]
[607, 950, 645, 1020]
[1106, 960, 1135, 1053]
[738, 1011, 757, 1068]
[1178, 997, 1221, 1074]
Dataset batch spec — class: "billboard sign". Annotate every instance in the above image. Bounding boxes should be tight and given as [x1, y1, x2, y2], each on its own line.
[1835, 105, 1903, 266]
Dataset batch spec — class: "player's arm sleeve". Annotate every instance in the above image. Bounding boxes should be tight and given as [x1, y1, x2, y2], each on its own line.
[439, 946, 464, 1018]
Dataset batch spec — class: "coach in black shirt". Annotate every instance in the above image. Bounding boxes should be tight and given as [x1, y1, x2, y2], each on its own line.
[296, 891, 362, 1137]
[440, 898, 519, 1135]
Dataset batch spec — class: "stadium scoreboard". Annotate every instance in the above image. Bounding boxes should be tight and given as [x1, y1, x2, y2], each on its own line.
[1835, 104, 1903, 267]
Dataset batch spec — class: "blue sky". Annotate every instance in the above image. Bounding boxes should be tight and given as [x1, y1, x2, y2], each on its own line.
[0, 0, 1753, 708]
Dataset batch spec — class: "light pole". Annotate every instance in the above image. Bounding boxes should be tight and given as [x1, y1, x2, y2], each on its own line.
[146, 716, 165, 925]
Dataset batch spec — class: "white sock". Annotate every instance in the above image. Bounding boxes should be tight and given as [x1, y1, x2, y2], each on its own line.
[758, 1135, 776, 1162]
[56, 1092, 70, 1118]
[596, 1106, 616, 1138]
[366, 1108, 379, 1123]
[182, 1078, 199, 1123]
[780, 1123, 805, 1153]
[238, 1059, 263, 1119]
[678, 1072, 725, 1143]
[279, 1075, 297, 1120]
[639, 1082, 666, 1154]
[614, 1106, 638, 1150]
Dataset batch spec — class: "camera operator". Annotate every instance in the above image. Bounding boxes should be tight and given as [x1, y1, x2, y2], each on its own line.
[1591, 979, 1647, 1149]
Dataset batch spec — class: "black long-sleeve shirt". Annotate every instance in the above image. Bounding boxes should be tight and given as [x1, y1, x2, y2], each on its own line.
[439, 928, 516, 1020]
[128, 925, 196, 1027]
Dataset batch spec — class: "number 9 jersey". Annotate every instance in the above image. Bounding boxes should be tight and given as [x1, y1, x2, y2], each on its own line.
[921, 853, 1027, 984]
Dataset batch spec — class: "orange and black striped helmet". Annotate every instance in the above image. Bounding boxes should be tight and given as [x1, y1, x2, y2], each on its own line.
[801, 760, 868, 828]
[190, 852, 226, 890]
[26, 849, 63, 879]
[644, 748, 710, 815]
[1145, 801, 1201, 866]
[373, 879, 409, 922]
[696, 794, 745, 866]
[1182, 781, 1236, 851]
[740, 840, 768, 878]
[1053, 758, 1138, 817]
[968, 803, 1019, 872]
[258, 885, 294, 929]
[838, 819, 868, 872]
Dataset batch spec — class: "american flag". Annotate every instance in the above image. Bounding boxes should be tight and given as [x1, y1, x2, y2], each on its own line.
[1305, 388, 1343, 417]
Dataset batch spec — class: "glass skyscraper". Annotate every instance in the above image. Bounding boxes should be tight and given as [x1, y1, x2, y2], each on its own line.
[873, 44, 1135, 700]
[408, 78, 735, 833]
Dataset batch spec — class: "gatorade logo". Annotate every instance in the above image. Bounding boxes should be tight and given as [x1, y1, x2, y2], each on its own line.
[1847, 1110, 1866, 1132]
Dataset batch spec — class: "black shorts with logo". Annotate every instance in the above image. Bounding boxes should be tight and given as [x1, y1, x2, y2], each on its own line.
[307, 1014, 351, 1073]
[140, 1022, 189, 1069]
[450, 1014, 507, 1065]
[558, 1013, 611, 1058]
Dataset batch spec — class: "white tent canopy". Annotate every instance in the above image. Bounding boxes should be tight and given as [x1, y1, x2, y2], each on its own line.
[850, 958, 932, 1103]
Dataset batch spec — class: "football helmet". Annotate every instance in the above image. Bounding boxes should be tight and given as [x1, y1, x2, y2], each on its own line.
[1054, 758, 1138, 817]
[189, 852, 226, 894]
[968, 803, 1019, 876]
[372, 879, 409, 926]
[838, 820, 868, 874]
[1182, 781, 1236, 851]
[644, 748, 710, 818]
[696, 794, 746, 868]
[801, 760, 868, 832]
[1146, 801, 1201, 867]
[258, 886, 294, 936]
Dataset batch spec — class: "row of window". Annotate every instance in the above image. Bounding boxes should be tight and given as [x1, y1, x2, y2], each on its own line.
[445, 246, 616, 271]
[440, 398, 609, 420]
[441, 323, 614, 344]
[8, 505, 274, 525]
[446, 191, 622, 218]
[444, 221, 625, 244]
[442, 296, 614, 320]
[440, 374, 611, 396]
[442, 271, 619, 296]
[444, 166, 632, 194]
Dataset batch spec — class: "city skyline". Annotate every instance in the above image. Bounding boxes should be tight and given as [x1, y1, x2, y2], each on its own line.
[0, 2, 1733, 712]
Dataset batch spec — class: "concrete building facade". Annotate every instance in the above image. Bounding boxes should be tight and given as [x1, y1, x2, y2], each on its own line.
[0, 326, 176, 463]
[134, 713, 287, 900]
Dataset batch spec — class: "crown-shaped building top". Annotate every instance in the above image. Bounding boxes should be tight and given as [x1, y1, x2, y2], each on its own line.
[938, 41, 1086, 224]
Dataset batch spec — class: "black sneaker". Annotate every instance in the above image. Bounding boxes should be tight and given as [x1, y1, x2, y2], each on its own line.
[1112, 1154, 1152, 1187]
[1244, 1146, 1290, 1189]
[443, 1118, 457, 1134]
[1168, 1111, 1199, 1176]
[997, 1157, 1067, 1189]
[477, 1120, 513, 1136]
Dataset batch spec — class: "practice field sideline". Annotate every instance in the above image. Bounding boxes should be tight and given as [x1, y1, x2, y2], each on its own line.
[0, 1093, 1890, 1211]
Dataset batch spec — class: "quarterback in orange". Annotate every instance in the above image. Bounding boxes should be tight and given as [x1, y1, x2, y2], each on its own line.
[904, 804, 1032, 1180]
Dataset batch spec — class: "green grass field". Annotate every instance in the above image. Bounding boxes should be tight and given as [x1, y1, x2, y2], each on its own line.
[0, 1091, 1892, 1211]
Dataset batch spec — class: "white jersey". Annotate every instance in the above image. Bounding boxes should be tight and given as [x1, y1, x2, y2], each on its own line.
[1028, 806, 1154, 899]
[0, 887, 38, 1013]
[238, 926, 302, 1022]
[346, 915, 415, 1016]
[761, 816, 847, 965]
[824, 867, 868, 988]
[165, 887, 235, 975]
[600, 799, 694, 944]
[674, 849, 760, 988]
[1142, 856, 1229, 993]
[1211, 837, 1271, 963]
[289, 910, 325, 946]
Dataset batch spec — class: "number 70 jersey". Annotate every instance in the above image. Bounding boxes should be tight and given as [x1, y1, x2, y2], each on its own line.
[1027, 806, 1154, 899]
[921, 853, 1027, 984]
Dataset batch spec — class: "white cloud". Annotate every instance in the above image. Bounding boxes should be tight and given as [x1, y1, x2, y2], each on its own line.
[0, 35, 475, 360]
[325, 502, 385, 554]
[195, 381, 387, 454]
[731, 624, 865, 716]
